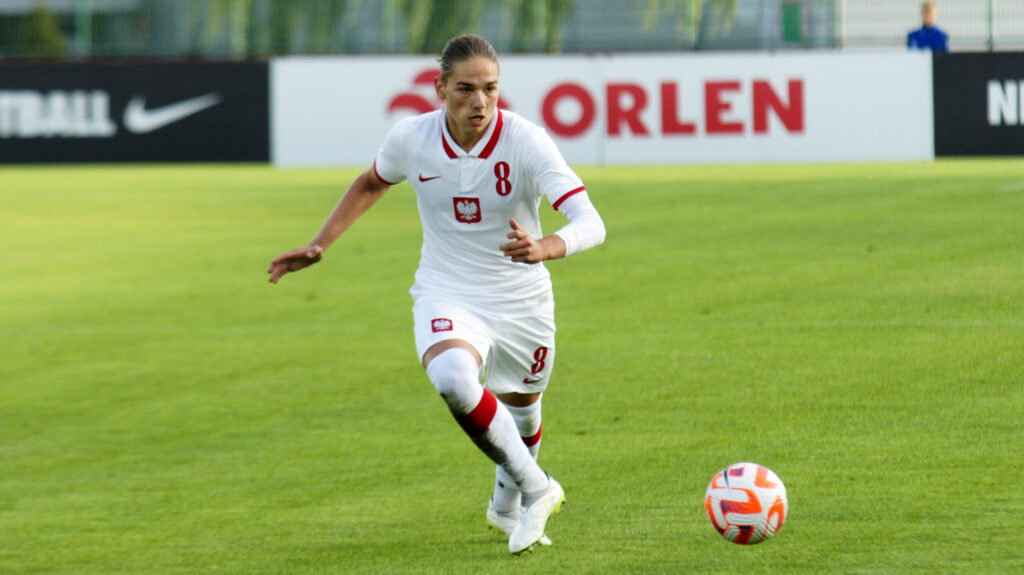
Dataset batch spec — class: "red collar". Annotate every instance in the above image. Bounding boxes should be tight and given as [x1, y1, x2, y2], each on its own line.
[441, 109, 503, 159]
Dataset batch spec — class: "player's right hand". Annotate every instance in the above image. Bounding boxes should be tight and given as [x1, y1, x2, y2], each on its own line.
[267, 245, 324, 283]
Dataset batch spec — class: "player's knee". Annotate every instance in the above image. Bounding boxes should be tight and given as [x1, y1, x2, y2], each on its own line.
[425, 347, 482, 412]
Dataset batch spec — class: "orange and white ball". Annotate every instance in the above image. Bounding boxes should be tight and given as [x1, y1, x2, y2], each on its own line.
[705, 462, 788, 544]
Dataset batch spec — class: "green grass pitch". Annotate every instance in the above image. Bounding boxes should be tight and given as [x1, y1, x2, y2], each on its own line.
[1, 160, 1022, 574]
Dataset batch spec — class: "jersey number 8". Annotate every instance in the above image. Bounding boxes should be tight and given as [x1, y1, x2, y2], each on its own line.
[494, 161, 511, 196]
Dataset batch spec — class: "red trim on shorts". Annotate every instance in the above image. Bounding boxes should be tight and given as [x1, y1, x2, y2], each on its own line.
[372, 160, 398, 186]
[552, 186, 586, 211]
[522, 424, 542, 447]
[456, 389, 498, 436]
[478, 110, 504, 160]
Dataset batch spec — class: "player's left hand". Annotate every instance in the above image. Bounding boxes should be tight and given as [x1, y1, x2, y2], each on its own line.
[500, 218, 547, 264]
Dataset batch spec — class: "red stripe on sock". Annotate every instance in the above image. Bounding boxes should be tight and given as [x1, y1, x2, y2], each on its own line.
[522, 424, 542, 447]
[455, 390, 498, 436]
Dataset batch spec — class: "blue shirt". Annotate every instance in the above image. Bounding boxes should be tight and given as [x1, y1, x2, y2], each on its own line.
[907, 26, 949, 52]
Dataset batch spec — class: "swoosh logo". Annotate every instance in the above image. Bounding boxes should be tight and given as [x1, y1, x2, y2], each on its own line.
[523, 377, 542, 384]
[418, 173, 442, 182]
[123, 93, 222, 134]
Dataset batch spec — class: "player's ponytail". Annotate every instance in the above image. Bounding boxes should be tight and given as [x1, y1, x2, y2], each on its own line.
[439, 35, 499, 83]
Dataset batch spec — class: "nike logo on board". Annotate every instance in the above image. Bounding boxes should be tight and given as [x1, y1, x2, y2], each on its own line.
[418, 173, 442, 182]
[123, 93, 222, 134]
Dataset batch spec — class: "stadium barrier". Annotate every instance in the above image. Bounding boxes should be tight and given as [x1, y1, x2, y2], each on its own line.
[933, 52, 1024, 157]
[271, 52, 934, 167]
[0, 61, 269, 163]
[3, 51, 1021, 165]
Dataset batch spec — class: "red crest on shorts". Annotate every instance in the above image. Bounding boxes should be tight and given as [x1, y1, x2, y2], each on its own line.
[431, 318, 453, 332]
[453, 198, 481, 223]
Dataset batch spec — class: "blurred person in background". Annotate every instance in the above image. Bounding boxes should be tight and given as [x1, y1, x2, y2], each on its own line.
[267, 34, 605, 554]
[907, 1, 949, 52]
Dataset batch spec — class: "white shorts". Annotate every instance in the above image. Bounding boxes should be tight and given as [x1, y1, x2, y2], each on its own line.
[413, 296, 556, 395]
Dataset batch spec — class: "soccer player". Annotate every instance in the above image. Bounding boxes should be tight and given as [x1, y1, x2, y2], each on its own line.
[907, 1, 949, 53]
[267, 34, 605, 554]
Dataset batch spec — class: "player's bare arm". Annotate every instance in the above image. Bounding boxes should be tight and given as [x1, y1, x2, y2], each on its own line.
[500, 218, 567, 264]
[268, 168, 391, 283]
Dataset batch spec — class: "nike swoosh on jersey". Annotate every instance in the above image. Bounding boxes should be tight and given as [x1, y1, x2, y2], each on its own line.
[418, 173, 442, 182]
[123, 93, 223, 134]
[523, 377, 543, 384]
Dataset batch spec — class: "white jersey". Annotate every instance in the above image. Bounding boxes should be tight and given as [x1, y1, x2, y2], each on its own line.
[374, 109, 585, 309]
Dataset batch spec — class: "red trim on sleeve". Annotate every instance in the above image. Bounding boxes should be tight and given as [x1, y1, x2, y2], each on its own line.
[372, 160, 399, 186]
[477, 110, 504, 159]
[552, 186, 586, 211]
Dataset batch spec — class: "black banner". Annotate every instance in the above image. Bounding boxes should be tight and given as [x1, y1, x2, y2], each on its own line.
[933, 52, 1024, 156]
[0, 61, 268, 163]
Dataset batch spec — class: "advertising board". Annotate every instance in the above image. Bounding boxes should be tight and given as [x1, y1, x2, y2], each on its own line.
[272, 52, 934, 167]
[0, 62, 269, 163]
[933, 52, 1024, 156]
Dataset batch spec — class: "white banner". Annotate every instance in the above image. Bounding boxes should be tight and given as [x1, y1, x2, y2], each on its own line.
[271, 52, 933, 167]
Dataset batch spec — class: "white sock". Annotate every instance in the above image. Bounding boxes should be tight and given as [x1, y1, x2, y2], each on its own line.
[426, 349, 547, 494]
[425, 347, 483, 413]
[492, 399, 544, 512]
[506, 399, 543, 459]
[491, 469, 520, 514]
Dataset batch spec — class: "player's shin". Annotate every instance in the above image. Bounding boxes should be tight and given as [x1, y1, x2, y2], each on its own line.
[491, 399, 544, 511]
[425, 349, 548, 494]
[505, 399, 542, 459]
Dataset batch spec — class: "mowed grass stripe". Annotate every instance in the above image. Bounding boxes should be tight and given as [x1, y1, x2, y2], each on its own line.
[1, 161, 1021, 574]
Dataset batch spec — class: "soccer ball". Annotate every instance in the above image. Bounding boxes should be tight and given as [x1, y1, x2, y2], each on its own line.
[704, 462, 788, 544]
